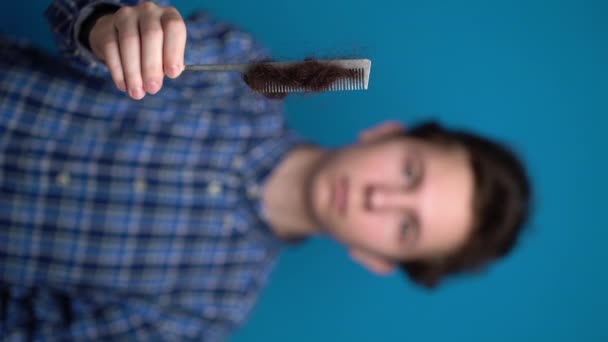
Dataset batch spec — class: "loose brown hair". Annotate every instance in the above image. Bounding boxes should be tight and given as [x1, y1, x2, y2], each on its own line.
[243, 59, 357, 99]
[401, 122, 532, 289]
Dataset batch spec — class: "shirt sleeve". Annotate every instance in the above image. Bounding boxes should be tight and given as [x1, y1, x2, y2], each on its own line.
[44, 0, 170, 78]
[0, 285, 231, 341]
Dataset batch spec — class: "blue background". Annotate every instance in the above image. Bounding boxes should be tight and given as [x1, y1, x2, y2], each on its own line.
[2, 0, 606, 340]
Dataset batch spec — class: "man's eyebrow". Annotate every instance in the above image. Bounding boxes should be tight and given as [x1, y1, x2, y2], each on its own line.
[411, 148, 425, 189]
[408, 150, 424, 248]
[409, 211, 422, 248]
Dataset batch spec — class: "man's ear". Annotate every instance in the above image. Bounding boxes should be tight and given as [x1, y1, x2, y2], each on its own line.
[358, 121, 406, 143]
[349, 249, 396, 276]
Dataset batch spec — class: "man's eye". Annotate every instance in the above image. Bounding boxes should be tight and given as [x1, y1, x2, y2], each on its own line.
[404, 162, 416, 186]
[400, 219, 412, 241]
[399, 216, 419, 246]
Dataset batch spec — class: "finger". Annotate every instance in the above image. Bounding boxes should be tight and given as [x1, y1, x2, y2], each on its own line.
[115, 7, 145, 100]
[101, 29, 126, 92]
[89, 15, 126, 92]
[139, 13, 164, 94]
[160, 8, 186, 78]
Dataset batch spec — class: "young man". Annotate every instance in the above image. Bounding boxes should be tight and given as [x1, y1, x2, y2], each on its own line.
[0, 1, 531, 340]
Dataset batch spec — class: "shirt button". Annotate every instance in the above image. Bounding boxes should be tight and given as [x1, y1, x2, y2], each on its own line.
[206, 182, 222, 196]
[134, 179, 147, 192]
[247, 184, 260, 198]
[56, 171, 71, 186]
[224, 215, 234, 226]
[252, 147, 263, 158]
[232, 156, 244, 169]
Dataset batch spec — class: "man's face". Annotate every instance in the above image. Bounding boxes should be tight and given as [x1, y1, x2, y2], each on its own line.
[308, 131, 474, 273]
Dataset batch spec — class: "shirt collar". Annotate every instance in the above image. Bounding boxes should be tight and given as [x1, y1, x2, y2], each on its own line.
[240, 128, 311, 243]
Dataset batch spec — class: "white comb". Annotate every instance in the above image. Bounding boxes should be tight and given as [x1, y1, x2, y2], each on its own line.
[184, 59, 372, 93]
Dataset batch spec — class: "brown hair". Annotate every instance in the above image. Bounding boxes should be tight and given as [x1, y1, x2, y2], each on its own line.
[401, 121, 532, 289]
[243, 59, 356, 99]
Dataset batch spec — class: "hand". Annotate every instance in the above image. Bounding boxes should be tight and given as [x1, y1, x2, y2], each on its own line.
[88, 2, 187, 100]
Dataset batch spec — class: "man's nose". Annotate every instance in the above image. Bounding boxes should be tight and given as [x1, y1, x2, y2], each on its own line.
[364, 184, 412, 211]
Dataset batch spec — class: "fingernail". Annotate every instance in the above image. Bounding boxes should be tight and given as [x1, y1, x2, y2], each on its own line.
[145, 81, 160, 93]
[129, 87, 143, 99]
[168, 65, 181, 77]
[117, 81, 126, 92]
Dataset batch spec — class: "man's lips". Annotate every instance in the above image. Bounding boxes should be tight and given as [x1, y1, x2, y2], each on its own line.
[332, 176, 349, 215]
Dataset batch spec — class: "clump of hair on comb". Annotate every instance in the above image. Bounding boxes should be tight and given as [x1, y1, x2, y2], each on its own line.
[243, 59, 357, 99]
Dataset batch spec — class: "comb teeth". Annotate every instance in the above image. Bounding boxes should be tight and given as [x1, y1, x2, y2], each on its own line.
[259, 67, 368, 93]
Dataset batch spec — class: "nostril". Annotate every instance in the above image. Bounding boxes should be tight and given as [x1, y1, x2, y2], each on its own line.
[364, 185, 374, 210]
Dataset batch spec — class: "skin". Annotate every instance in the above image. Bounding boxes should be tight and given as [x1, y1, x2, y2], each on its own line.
[89, 2, 187, 100]
[262, 122, 475, 275]
[90, 3, 475, 275]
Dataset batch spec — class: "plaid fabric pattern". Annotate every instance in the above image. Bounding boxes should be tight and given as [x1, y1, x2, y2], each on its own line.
[0, 1, 305, 340]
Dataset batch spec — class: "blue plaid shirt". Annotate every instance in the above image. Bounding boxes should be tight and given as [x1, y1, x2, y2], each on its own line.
[0, 1, 306, 340]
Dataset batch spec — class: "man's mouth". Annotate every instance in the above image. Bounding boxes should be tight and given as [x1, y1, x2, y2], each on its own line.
[332, 176, 349, 215]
